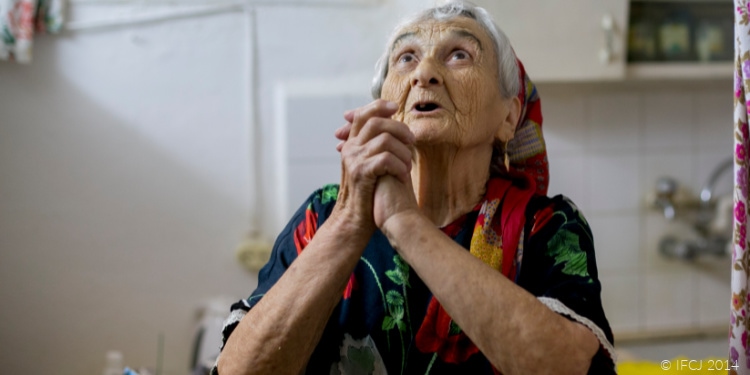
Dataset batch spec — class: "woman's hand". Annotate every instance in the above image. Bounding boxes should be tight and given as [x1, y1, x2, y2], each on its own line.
[372, 175, 419, 231]
[334, 99, 415, 229]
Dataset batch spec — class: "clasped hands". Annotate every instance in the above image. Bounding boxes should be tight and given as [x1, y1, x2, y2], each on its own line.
[333, 99, 420, 234]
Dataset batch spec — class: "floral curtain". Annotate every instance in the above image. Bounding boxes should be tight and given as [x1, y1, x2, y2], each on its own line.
[733, 1, 750, 374]
[1, 0, 64, 63]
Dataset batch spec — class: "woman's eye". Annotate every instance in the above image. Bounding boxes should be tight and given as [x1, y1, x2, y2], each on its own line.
[451, 50, 469, 60]
[398, 53, 416, 64]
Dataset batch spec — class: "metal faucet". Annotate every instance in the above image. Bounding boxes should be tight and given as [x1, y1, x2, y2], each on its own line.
[658, 156, 733, 260]
[699, 157, 733, 206]
[655, 176, 677, 221]
[696, 157, 733, 233]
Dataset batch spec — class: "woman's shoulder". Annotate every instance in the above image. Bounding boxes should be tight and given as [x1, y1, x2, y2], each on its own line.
[525, 194, 593, 241]
[527, 194, 586, 217]
[307, 183, 341, 208]
[291, 184, 340, 226]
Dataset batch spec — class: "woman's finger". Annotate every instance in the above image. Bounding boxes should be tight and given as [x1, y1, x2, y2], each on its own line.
[365, 152, 410, 184]
[350, 100, 398, 138]
[334, 122, 352, 141]
[365, 132, 412, 172]
[343, 109, 354, 123]
[358, 117, 415, 146]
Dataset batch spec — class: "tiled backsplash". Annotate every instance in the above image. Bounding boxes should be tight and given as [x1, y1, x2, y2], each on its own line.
[540, 81, 733, 335]
[280, 80, 734, 337]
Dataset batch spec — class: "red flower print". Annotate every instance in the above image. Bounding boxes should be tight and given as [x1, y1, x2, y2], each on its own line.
[739, 168, 748, 199]
[415, 298, 479, 364]
[736, 201, 747, 225]
[737, 73, 743, 99]
[293, 208, 319, 255]
[342, 273, 358, 299]
[738, 144, 747, 163]
[530, 205, 555, 237]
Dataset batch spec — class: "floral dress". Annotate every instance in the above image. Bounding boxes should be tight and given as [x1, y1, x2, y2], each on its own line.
[212, 184, 616, 374]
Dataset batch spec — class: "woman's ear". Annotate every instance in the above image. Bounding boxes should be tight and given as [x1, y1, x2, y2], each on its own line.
[495, 96, 521, 142]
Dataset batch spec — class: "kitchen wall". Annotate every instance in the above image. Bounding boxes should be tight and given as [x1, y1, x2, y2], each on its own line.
[540, 81, 733, 335]
[0, 1, 734, 375]
[0, 1, 431, 375]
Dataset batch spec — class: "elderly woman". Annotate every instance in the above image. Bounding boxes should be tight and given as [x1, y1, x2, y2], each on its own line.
[214, 2, 615, 374]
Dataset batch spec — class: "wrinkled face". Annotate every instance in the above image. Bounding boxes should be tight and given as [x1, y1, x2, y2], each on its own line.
[381, 17, 514, 149]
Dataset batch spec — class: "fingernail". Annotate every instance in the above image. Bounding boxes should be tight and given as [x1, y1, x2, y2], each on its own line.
[385, 101, 398, 110]
[344, 109, 354, 116]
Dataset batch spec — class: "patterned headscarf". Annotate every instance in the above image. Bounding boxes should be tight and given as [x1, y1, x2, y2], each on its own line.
[492, 59, 549, 196]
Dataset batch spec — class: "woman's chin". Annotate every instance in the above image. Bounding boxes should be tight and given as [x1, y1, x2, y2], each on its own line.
[404, 117, 457, 147]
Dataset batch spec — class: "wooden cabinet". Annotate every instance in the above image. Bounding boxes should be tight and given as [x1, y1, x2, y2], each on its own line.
[473, 0, 732, 81]
[474, 0, 630, 81]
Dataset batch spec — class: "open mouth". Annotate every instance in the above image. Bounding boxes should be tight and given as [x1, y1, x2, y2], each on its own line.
[413, 102, 441, 112]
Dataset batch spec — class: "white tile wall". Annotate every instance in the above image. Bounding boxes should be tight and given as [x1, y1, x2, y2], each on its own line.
[642, 212, 699, 272]
[539, 82, 733, 336]
[588, 153, 640, 212]
[644, 272, 698, 330]
[542, 93, 587, 154]
[643, 92, 694, 152]
[588, 93, 640, 152]
[548, 155, 589, 212]
[600, 273, 642, 333]
[589, 213, 641, 274]
[696, 267, 732, 326]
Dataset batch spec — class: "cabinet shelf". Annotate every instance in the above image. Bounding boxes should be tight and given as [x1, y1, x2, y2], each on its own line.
[626, 62, 732, 80]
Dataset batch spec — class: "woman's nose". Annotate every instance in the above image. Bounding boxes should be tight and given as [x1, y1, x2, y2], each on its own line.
[411, 59, 443, 88]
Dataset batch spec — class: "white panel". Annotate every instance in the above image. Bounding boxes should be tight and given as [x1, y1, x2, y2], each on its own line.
[287, 97, 349, 161]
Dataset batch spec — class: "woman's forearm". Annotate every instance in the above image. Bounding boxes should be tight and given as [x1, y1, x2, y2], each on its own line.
[217, 212, 373, 375]
[381, 211, 599, 375]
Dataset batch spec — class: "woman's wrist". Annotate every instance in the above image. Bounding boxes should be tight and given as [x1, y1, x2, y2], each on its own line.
[328, 202, 376, 241]
[380, 209, 429, 252]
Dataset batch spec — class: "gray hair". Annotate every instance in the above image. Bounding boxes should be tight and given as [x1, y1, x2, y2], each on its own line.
[370, 1, 520, 100]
